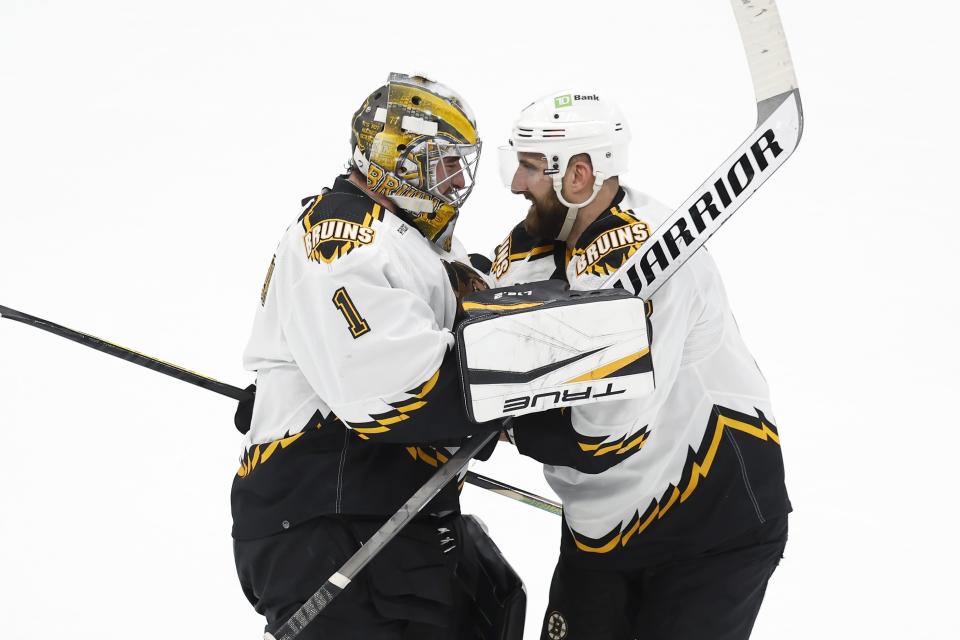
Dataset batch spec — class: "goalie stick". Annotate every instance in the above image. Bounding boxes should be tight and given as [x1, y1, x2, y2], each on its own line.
[269, 1, 803, 637]
[0, 303, 561, 515]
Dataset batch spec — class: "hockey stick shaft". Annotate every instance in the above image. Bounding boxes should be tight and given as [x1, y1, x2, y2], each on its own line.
[0, 303, 557, 513]
[0, 304, 249, 401]
[462, 470, 562, 516]
[603, 0, 802, 298]
[265, 431, 498, 640]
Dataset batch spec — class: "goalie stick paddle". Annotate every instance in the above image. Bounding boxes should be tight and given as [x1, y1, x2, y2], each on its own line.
[603, 0, 803, 298]
[0, 303, 560, 515]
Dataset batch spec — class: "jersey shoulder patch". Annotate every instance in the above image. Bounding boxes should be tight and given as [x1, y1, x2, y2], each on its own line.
[571, 205, 652, 278]
[299, 192, 386, 264]
[491, 222, 555, 280]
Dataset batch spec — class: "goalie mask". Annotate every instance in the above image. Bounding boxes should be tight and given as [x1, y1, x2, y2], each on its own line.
[497, 91, 629, 241]
[351, 72, 481, 251]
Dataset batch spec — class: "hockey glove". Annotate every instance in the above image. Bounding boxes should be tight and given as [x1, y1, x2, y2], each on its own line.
[234, 383, 256, 434]
[443, 260, 490, 324]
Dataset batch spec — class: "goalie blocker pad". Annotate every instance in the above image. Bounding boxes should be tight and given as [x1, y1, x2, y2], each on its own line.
[456, 280, 654, 423]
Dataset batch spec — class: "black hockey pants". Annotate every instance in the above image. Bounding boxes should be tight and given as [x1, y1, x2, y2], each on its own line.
[539, 515, 788, 640]
[235, 513, 524, 640]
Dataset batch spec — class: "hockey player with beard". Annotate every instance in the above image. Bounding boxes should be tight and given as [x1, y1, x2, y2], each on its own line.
[487, 92, 792, 640]
[231, 73, 522, 640]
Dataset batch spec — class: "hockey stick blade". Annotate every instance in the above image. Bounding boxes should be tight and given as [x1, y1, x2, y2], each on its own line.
[0, 303, 555, 513]
[265, 432, 499, 640]
[464, 469, 562, 515]
[604, 0, 803, 298]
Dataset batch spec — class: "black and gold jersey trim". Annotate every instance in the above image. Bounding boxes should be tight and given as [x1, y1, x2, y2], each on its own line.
[347, 368, 441, 439]
[404, 445, 451, 468]
[577, 425, 651, 458]
[569, 406, 782, 554]
[236, 410, 334, 478]
[491, 222, 558, 280]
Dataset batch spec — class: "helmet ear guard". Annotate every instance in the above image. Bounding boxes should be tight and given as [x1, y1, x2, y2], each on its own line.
[349, 72, 481, 248]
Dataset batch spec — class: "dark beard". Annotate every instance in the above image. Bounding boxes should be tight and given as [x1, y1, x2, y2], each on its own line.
[521, 189, 568, 240]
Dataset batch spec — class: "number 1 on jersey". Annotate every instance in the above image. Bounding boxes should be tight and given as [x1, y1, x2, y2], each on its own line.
[332, 287, 371, 338]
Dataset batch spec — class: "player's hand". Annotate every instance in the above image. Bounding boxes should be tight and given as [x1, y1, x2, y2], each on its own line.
[443, 260, 489, 323]
[444, 260, 489, 298]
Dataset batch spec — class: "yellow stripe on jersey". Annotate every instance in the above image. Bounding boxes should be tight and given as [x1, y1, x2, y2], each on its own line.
[508, 244, 553, 261]
[235, 428, 309, 477]
[353, 424, 396, 434]
[621, 506, 659, 547]
[404, 446, 451, 469]
[375, 414, 411, 427]
[595, 441, 627, 456]
[680, 412, 780, 501]
[576, 428, 650, 458]
[572, 529, 624, 554]
[392, 400, 427, 413]
[568, 407, 782, 553]
[346, 368, 442, 438]
[618, 431, 649, 455]
[658, 486, 682, 518]
[413, 369, 440, 398]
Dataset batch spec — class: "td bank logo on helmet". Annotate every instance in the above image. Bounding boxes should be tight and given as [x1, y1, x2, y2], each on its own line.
[554, 93, 600, 108]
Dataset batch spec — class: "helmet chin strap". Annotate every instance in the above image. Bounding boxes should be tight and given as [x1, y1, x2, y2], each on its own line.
[551, 172, 605, 242]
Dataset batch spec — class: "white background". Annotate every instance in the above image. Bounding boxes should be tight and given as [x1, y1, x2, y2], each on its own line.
[1, 1, 957, 638]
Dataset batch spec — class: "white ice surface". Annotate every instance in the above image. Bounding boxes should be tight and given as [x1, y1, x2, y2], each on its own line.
[1, 1, 958, 638]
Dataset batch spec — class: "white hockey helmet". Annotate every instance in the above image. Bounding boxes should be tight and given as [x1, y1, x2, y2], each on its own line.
[498, 90, 630, 241]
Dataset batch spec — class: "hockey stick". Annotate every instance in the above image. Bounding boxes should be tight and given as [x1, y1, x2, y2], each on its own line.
[0, 303, 560, 515]
[461, 466, 562, 516]
[264, 431, 497, 640]
[0, 304, 250, 401]
[604, 0, 803, 298]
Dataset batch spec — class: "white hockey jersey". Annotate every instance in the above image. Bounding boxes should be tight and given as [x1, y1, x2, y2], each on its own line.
[490, 186, 790, 567]
[231, 176, 496, 539]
